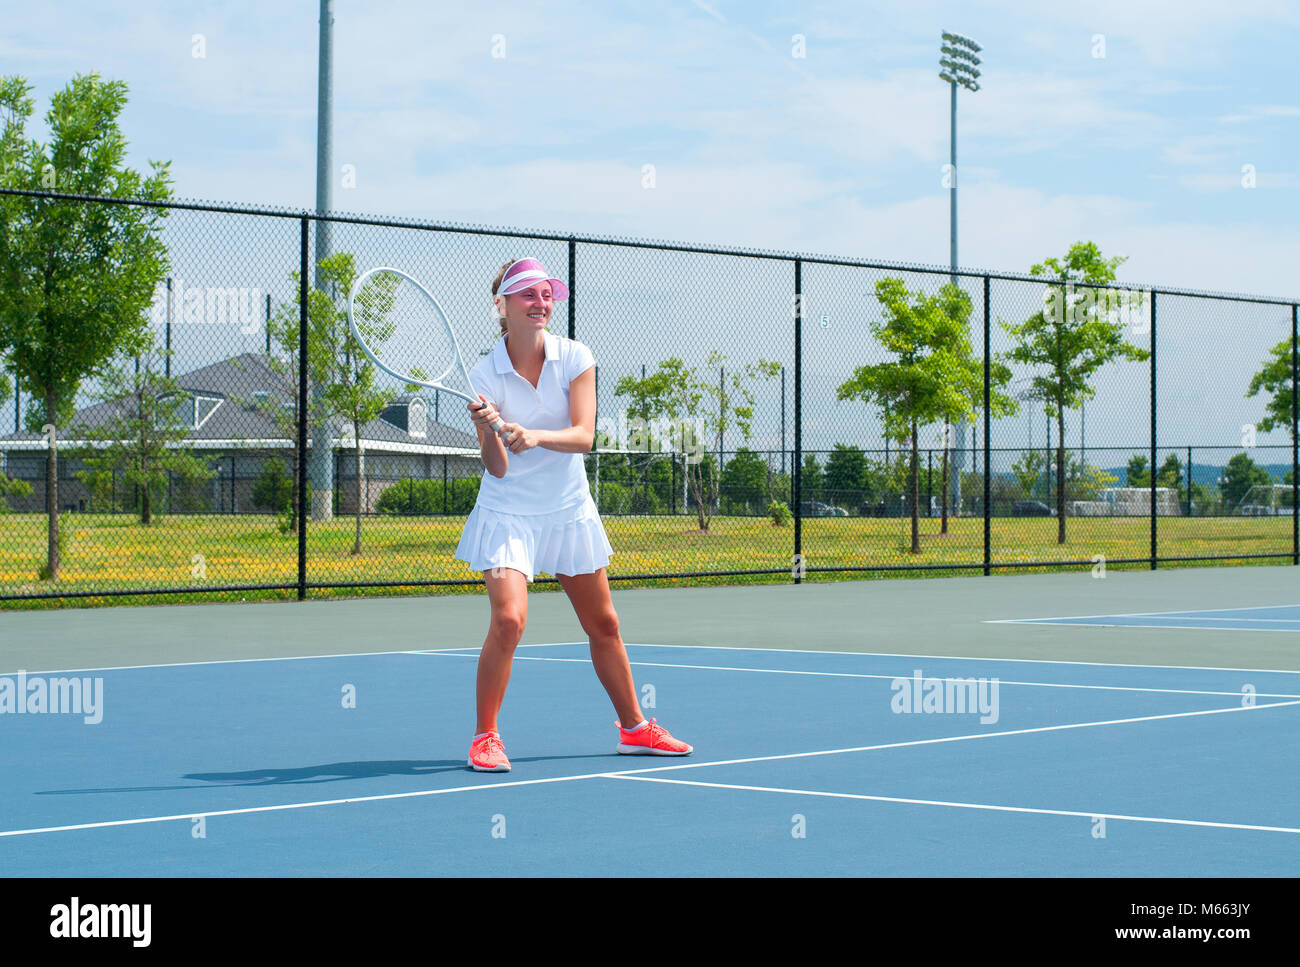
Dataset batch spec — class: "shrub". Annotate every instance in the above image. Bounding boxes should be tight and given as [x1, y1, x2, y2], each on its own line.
[769, 500, 792, 526]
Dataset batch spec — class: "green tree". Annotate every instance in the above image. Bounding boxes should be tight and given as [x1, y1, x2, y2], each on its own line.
[1003, 242, 1150, 543]
[614, 353, 779, 530]
[837, 280, 1014, 552]
[1126, 455, 1150, 487]
[251, 459, 296, 515]
[720, 447, 768, 514]
[1012, 451, 1045, 499]
[1220, 452, 1272, 509]
[0, 472, 33, 512]
[318, 253, 413, 554]
[824, 444, 867, 510]
[1246, 339, 1298, 444]
[68, 336, 215, 525]
[800, 453, 824, 504]
[0, 73, 172, 579]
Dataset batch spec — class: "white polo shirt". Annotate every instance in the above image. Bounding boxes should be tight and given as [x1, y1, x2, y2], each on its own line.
[468, 330, 596, 515]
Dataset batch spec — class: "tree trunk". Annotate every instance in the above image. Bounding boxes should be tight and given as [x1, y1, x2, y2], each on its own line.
[910, 422, 920, 553]
[141, 462, 152, 526]
[941, 419, 950, 535]
[44, 387, 59, 581]
[1057, 410, 1066, 544]
[352, 430, 363, 555]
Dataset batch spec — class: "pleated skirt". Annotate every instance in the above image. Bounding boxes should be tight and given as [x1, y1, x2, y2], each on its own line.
[454, 493, 613, 582]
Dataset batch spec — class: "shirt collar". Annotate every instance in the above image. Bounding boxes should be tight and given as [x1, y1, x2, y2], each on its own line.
[492, 330, 559, 375]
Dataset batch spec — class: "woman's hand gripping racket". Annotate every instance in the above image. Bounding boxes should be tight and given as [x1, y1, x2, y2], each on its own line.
[346, 266, 509, 442]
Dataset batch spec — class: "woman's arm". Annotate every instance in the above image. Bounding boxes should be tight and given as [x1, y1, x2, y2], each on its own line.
[499, 367, 596, 455]
[469, 396, 509, 477]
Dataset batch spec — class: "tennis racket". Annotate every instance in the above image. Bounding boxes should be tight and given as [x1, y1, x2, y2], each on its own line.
[346, 266, 509, 441]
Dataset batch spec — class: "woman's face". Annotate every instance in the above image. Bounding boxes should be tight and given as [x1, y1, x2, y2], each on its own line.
[499, 283, 554, 333]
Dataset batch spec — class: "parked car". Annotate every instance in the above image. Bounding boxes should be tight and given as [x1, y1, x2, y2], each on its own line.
[798, 501, 849, 517]
[1013, 500, 1056, 517]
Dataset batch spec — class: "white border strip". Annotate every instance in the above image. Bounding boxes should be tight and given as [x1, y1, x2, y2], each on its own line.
[421, 652, 1300, 699]
[619, 643, 1300, 676]
[608, 776, 1300, 835]
[2, 642, 586, 678]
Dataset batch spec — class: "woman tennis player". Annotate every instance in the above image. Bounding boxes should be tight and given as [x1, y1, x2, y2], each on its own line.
[454, 257, 693, 772]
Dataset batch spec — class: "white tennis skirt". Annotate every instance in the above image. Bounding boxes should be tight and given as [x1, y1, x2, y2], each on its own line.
[454, 493, 614, 582]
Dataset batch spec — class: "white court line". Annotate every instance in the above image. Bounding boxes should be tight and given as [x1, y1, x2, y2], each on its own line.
[608, 776, 1300, 836]
[1, 642, 586, 678]
[990, 603, 1300, 622]
[991, 619, 1300, 634]
[419, 651, 1300, 699]
[2, 699, 1294, 840]
[618, 642, 1300, 676]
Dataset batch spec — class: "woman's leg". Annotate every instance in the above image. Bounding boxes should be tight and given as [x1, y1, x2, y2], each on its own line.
[555, 568, 643, 729]
[475, 567, 530, 735]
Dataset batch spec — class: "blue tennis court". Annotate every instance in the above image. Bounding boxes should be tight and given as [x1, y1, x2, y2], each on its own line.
[4, 638, 1298, 876]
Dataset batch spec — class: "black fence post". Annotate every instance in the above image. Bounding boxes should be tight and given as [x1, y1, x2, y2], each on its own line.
[567, 237, 576, 341]
[794, 259, 802, 584]
[983, 275, 991, 576]
[1150, 290, 1158, 570]
[297, 214, 309, 601]
[1292, 303, 1298, 565]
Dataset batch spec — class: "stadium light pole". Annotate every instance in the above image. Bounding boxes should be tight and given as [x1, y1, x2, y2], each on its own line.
[940, 31, 981, 518]
[310, 0, 336, 521]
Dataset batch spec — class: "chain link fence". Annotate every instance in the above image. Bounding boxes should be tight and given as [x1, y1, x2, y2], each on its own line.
[1, 188, 1296, 602]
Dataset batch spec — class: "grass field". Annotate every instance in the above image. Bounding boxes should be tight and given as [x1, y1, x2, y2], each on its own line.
[1, 511, 1295, 609]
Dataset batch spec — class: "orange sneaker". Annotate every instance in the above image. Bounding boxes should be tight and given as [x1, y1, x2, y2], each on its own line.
[616, 718, 693, 756]
[468, 731, 511, 772]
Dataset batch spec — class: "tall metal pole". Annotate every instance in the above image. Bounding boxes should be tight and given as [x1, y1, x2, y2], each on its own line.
[948, 79, 963, 518]
[949, 81, 958, 279]
[309, 0, 336, 521]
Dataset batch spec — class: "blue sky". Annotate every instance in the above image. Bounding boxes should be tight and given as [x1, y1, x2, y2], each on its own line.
[4, 0, 1298, 454]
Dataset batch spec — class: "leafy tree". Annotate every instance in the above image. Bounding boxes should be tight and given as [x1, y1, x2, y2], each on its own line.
[1220, 452, 1272, 509]
[800, 453, 824, 504]
[824, 444, 867, 508]
[1126, 455, 1150, 487]
[251, 458, 296, 515]
[838, 280, 1015, 552]
[614, 353, 779, 530]
[1012, 451, 1046, 499]
[0, 73, 172, 579]
[1002, 242, 1150, 543]
[720, 448, 768, 514]
[0, 472, 33, 512]
[68, 336, 215, 525]
[318, 253, 414, 554]
[1246, 339, 1298, 444]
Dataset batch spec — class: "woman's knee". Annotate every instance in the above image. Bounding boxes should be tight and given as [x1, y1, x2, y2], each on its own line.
[490, 607, 527, 645]
[584, 607, 620, 642]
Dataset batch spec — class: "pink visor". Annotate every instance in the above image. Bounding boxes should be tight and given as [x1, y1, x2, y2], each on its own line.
[497, 258, 569, 301]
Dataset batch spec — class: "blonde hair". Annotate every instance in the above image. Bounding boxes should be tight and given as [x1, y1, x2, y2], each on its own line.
[490, 259, 518, 335]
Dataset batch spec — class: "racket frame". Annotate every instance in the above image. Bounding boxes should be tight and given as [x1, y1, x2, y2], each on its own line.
[346, 265, 509, 442]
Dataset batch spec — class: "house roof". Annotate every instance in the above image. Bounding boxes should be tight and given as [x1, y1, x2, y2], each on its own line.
[0, 352, 480, 454]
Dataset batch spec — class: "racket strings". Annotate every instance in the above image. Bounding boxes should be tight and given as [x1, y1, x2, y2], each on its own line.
[350, 271, 471, 395]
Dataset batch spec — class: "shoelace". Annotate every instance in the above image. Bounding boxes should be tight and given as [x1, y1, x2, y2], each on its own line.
[477, 734, 505, 758]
